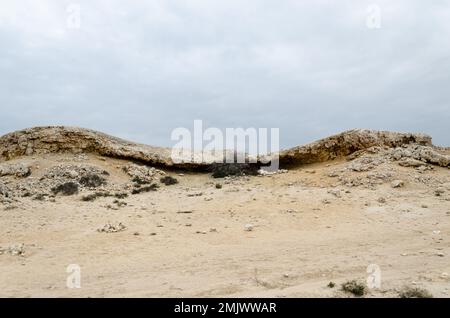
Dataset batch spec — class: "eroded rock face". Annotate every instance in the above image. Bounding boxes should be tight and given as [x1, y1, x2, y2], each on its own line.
[0, 126, 445, 170]
[0, 126, 174, 166]
[278, 129, 433, 167]
[324, 142, 450, 189]
[388, 145, 449, 167]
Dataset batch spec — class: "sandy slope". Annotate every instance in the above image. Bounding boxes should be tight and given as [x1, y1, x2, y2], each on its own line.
[1, 151, 449, 298]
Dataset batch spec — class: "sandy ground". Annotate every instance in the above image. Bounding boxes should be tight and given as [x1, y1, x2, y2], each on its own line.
[0, 154, 449, 298]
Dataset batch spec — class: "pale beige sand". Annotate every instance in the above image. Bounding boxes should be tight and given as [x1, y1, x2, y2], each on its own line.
[1, 152, 449, 298]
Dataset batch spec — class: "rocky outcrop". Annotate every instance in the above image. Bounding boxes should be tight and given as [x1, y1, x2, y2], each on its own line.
[277, 129, 433, 167]
[388, 144, 449, 167]
[0, 126, 175, 166]
[0, 126, 445, 169]
[0, 162, 31, 177]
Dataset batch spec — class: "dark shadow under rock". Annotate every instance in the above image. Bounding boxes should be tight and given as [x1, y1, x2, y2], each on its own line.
[210, 163, 259, 178]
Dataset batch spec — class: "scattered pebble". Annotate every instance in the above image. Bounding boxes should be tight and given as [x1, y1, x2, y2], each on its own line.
[0, 243, 25, 256]
[391, 180, 405, 188]
[97, 222, 126, 233]
[244, 224, 254, 232]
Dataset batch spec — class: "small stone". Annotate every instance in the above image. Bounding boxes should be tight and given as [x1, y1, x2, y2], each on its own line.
[437, 252, 445, 257]
[398, 158, 426, 167]
[67, 170, 79, 178]
[327, 189, 341, 198]
[244, 224, 254, 232]
[97, 222, 126, 233]
[2, 244, 26, 256]
[391, 180, 405, 188]
[435, 188, 445, 196]
[187, 192, 203, 197]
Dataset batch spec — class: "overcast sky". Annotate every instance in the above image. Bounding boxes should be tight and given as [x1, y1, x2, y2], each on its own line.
[0, 0, 449, 149]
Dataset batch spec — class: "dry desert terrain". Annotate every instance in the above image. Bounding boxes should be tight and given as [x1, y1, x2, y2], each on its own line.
[0, 127, 449, 297]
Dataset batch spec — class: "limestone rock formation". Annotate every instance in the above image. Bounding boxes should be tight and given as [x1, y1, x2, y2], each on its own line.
[277, 129, 433, 167]
[0, 126, 174, 166]
[0, 126, 447, 169]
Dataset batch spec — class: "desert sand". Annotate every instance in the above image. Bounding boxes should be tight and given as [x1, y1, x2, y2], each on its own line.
[0, 127, 449, 297]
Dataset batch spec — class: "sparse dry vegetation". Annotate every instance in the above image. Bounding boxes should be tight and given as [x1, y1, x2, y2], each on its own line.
[398, 287, 433, 298]
[341, 280, 366, 297]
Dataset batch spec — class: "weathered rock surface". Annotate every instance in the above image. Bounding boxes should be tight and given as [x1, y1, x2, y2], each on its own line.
[0, 180, 11, 198]
[122, 163, 165, 184]
[278, 129, 433, 167]
[0, 126, 174, 166]
[0, 162, 31, 177]
[3, 163, 112, 200]
[0, 126, 446, 169]
[387, 145, 449, 167]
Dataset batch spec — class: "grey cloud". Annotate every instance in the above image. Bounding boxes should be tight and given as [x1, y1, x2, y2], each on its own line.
[0, 0, 449, 148]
